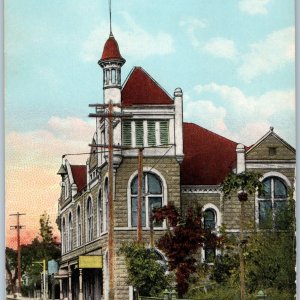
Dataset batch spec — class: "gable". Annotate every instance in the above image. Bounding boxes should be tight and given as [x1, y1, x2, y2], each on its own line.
[121, 67, 173, 106]
[246, 133, 295, 161]
[89, 138, 98, 170]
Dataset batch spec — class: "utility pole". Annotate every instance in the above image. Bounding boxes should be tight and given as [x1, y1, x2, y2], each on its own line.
[137, 147, 144, 243]
[10, 212, 26, 296]
[107, 100, 115, 300]
[89, 101, 132, 300]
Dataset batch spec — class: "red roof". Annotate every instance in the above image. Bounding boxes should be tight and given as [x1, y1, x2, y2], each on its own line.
[121, 67, 173, 106]
[181, 123, 238, 185]
[100, 34, 124, 61]
[70, 165, 86, 192]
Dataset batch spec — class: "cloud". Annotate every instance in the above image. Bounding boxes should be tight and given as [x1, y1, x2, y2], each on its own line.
[190, 83, 295, 145]
[239, 0, 271, 15]
[81, 12, 174, 62]
[180, 18, 237, 60]
[202, 37, 237, 60]
[238, 27, 295, 81]
[179, 17, 207, 48]
[184, 99, 227, 132]
[6, 116, 94, 244]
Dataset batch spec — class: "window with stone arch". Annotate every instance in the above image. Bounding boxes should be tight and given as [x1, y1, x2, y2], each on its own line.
[77, 205, 82, 247]
[97, 190, 102, 236]
[68, 212, 73, 251]
[62, 217, 67, 254]
[258, 176, 289, 229]
[129, 171, 164, 228]
[203, 209, 216, 230]
[202, 204, 220, 264]
[86, 197, 93, 242]
[103, 178, 109, 232]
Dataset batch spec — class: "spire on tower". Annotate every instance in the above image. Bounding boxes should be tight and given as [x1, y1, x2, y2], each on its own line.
[109, 0, 112, 35]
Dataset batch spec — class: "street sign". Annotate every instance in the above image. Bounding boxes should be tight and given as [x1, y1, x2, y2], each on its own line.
[48, 260, 59, 274]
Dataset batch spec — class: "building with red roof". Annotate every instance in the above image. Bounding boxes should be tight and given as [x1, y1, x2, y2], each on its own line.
[56, 29, 296, 300]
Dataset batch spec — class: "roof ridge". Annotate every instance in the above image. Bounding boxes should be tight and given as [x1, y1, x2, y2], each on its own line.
[183, 122, 238, 144]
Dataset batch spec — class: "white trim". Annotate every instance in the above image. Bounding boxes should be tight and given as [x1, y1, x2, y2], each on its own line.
[181, 185, 221, 194]
[260, 171, 292, 187]
[127, 167, 168, 228]
[156, 121, 160, 145]
[202, 203, 222, 229]
[131, 121, 136, 148]
[143, 120, 148, 147]
[246, 163, 295, 169]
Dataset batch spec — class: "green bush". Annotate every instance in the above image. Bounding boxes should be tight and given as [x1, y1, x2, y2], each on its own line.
[119, 242, 170, 297]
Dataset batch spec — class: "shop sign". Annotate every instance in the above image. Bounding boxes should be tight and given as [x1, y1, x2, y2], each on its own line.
[79, 255, 103, 269]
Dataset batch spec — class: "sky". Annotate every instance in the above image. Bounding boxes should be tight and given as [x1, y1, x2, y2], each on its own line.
[5, 0, 295, 247]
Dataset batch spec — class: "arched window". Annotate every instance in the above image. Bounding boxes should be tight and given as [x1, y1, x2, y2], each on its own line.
[68, 212, 73, 251]
[203, 208, 217, 263]
[258, 176, 288, 229]
[130, 172, 163, 228]
[77, 205, 82, 247]
[97, 191, 102, 236]
[87, 197, 93, 242]
[203, 209, 216, 229]
[104, 178, 109, 232]
[62, 217, 67, 254]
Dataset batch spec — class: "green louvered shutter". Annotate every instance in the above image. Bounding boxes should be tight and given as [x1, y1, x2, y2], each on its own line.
[123, 120, 132, 146]
[135, 120, 144, 147]
[147, 120, 156, 146]
[160, 120, 169, 145]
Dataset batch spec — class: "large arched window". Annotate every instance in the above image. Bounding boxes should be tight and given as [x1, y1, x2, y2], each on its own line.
[77, 205, 82, 247]
[62, 217, 67, 254]
[86, 197, 93, 242]
[130, 172, 163, 228]
[68, 212, 73, 251]
[258, 176, 288, 229]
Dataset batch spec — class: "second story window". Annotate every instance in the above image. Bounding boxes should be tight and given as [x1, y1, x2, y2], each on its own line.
[87, 197, 93, 242]
[62, 217, 67, 254]
[68, 212, 73, 251]
[77, 205, 82, 247]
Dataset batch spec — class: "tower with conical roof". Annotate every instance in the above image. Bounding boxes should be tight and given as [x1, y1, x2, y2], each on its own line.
[98, 33, 125, 104]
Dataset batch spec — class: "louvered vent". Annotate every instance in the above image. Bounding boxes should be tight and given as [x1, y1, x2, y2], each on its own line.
[147, 121, 156, 146]
[160, 120, 169, 145]
[123, 120, 132, 146]
[135, 120, 144, 147]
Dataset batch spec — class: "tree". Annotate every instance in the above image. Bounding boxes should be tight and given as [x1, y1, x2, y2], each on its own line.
[119, 242, 169, 297]
[221, 171, 263, 300]
[152, 203, 221, 297]
[245, 197, 296, 293]
[5, 212, 61, 295]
